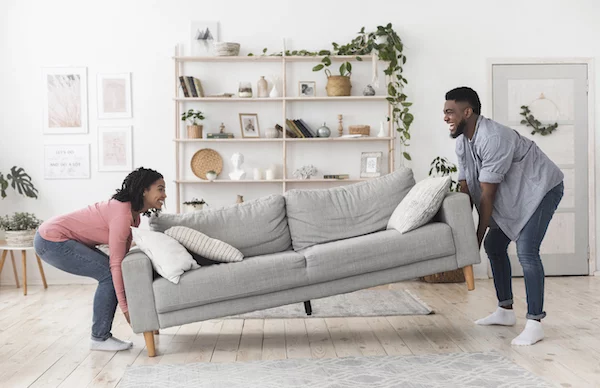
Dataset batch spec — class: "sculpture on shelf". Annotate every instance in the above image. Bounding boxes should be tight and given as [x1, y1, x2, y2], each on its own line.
[293, 165, 317, 180]
[229, 152, 246, 180]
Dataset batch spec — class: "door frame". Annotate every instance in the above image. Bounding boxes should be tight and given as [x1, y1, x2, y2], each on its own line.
[487, 57, 597, 276]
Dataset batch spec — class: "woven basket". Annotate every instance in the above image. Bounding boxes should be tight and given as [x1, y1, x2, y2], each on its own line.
[349, 125, 370, 136]
[420, 268, 465, 283]
[187, 125, 203, 139]
[213, 42, 240, 56]
[325, 69, 351, 96]
[5, 230, 36, 247]
[190, 148, 223, 180]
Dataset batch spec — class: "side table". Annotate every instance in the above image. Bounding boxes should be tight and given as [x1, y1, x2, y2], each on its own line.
[0, 240, 48, 295]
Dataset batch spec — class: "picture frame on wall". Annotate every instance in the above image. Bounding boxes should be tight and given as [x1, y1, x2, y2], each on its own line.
[239, 113, 260, 138]
[360, 151, 382, 178]
[299, 81, 316, 97]
[190, 21, 219, 56]
[98, 126, 133, 172]
[44, 144, 90, 179]
[97, 73, 132, 119]
[42, 67, 88, 134]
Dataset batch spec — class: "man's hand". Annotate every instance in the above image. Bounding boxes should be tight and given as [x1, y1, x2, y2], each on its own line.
[477, 182, 499, 248]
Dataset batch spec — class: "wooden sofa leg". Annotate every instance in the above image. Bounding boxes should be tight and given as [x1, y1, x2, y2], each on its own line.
[144, 331, 156, 357]
[304, 301, 312, 316]
[463, 265, 475, 291]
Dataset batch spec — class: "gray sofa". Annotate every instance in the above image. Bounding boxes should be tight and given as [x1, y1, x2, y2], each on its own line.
[122, 167, 480, 357]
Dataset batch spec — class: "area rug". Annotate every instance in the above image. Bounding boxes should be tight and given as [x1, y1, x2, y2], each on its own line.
[225, 289, 433, 319]
[120, 351, 552, 388]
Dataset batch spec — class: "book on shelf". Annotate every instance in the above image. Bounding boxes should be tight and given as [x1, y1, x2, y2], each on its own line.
[286, 118, 317, 138]
[179, 76, 205, 97]
[323, 174, 350, 180]
[207, 133, 235, 139]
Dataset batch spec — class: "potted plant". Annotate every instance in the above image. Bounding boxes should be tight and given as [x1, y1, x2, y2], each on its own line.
[181, 109, 206, 139]
[182, 198, 208, 213]
[0, 212, 42, 247]
[313, 57, 352, 97]
[0, 166, 39, 199]
[206, 170, 217, 182]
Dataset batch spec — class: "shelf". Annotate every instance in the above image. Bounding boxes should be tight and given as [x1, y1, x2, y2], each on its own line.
[175, 179, 366, 184]
[173, 55, 375, 63]
[174, 137, 393, 142]
[175, 96, 388, 102]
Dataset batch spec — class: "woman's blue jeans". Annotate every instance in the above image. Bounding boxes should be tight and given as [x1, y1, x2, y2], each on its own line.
[483, 182, 564, 320]
[34, 232, 117, 340]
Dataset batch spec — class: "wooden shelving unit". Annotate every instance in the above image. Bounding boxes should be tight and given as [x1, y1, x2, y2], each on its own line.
[173, 50, 395, 212]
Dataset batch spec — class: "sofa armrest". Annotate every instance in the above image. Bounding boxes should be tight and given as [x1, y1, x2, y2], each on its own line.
[434, 192, 481, 268]
[122, 250, 160, 333]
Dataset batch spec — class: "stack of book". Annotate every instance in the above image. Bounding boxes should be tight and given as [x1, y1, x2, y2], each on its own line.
[179, 76, 205, 97]
[323, 174, 350, 180]
[286, 119, 316, 138]
[207, 133, 234, 139]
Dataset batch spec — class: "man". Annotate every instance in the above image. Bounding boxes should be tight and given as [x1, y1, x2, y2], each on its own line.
[444, 87, 564, 346]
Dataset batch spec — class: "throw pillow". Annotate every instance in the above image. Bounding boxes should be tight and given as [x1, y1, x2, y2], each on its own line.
[130, 227, 199, 284]
[164, 226, 244, 263]
[386, 176, 451, 234]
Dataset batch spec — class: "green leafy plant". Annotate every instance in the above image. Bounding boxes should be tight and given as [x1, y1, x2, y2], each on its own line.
[249, 23, 413, 160]
[0, 212, 42, 231]
[429, 157, 460, 192]
[520, 105, 558, 136]
[181, 109, 206, 126]
[0, 166, 39, 199]
[183, 197, 207, 206]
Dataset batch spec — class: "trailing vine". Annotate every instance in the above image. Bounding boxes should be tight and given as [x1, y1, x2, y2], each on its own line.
[249, 23, 413, 161]
[520, 105, 558, 136]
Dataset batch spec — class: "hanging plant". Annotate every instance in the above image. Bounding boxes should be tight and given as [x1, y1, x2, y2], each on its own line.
[249, 23, 413, 160]
[519, 105, 558, 136]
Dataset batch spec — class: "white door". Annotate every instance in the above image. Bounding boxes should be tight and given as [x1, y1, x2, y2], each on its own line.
[492, 63, 589, 276]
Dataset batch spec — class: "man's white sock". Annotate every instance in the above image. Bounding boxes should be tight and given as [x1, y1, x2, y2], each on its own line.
[511, 319, 544, 346]
[90, 336, 133, 351]
[474, 307, 516, 326]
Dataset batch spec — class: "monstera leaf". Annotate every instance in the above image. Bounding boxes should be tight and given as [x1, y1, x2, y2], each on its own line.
[3, 166, 38, 199]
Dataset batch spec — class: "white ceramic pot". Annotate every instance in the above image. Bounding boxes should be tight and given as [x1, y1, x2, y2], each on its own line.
[206, 172, 217, 181]
[5, 230, 36, 247]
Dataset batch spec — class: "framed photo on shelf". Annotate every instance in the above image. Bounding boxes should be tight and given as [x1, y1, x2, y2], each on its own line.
[42, 67, 88, 134]
[298, 81, 316, 97]
[44, 144, 90, 179]
[97, 73, 132, 119]
[360, 151, 382, 178]
[239, 113, 260, 138]
[98, 126, 133, 172]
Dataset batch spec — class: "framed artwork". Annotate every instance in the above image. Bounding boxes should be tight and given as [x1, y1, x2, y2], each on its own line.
[239, 113, 260, 138]
[97, 73, 132, 119]
[190, 21, 219, 56]
[44, 144, 90, 179]
[360, 151, 382, 178]
[42, 67, 88, 134]
[299, 81, 316, 97]
[98, 126, 133, 172]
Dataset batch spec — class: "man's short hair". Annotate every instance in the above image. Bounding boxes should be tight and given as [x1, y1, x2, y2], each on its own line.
[446, 87, 481, 115]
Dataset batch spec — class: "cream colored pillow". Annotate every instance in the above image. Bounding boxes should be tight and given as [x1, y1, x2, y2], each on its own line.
[130, 227, 199, 284]
[387, 176, 451, 234]
[164, 226, 244, 263]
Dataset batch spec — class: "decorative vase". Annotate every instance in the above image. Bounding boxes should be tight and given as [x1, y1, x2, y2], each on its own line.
[257, 76, 268, 98]
[5, 230, 36, 247]
[317, 122, 331, 138]
[269, 83, 279, 98]
[377, 121, 386, 137]
[238, 82, 252, 98]
[187, 125, 203, 139]
[206, 171, 217, 181]
[265, 127, 279, 138]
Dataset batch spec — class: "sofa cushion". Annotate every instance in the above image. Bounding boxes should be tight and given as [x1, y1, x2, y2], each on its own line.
[152, 250, 309, 313]
[165, 226, 244, 263]
[300, 222, 455, 284]
[285, 167, 415, 251]
[149, 194, 292, 257]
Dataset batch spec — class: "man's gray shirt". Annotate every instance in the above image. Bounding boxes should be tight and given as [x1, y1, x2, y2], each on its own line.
[456, 115, 564, 241]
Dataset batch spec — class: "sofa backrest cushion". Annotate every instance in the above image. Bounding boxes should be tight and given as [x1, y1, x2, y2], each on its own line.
[284, 167, 416, 251]
[149, 194, 292, 257]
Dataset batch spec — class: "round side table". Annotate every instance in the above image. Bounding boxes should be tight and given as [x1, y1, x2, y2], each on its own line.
[0, 240, 48, 295]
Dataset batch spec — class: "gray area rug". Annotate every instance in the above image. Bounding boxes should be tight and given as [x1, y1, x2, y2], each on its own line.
[121, 351, 551, 388]
[225, 289, 433, 319]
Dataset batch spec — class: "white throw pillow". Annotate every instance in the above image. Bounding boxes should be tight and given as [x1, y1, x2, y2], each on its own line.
[164, 226, 244, 263]
[130, 227, 199, 284]
[386, 176, 451, 234]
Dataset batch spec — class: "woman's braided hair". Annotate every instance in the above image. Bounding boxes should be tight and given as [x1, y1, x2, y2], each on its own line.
[112, 167, 163, 216]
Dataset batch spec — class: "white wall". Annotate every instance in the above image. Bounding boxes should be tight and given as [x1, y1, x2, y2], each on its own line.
[1, 0, 599, 285]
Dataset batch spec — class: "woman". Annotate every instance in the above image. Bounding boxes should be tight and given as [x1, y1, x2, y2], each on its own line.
[34, 167, 166, 351]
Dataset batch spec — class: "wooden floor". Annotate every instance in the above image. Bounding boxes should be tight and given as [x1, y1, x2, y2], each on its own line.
[0, 277, 598, 388]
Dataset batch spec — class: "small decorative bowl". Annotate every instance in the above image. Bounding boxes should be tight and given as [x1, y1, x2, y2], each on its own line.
[214, 42, 240, 56]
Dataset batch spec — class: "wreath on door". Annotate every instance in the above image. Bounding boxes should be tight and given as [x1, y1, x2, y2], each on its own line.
[519, 93, 559, 136]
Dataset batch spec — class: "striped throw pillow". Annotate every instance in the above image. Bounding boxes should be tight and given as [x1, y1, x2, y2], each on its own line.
[164, 226, 244, 263]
